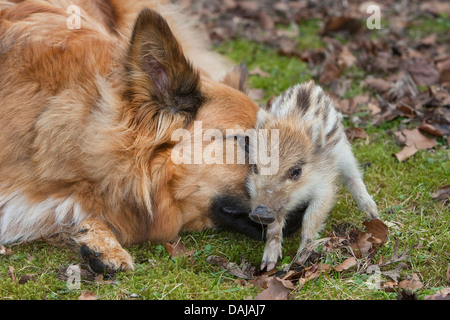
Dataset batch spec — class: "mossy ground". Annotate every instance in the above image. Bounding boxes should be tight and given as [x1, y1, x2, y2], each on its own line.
[1, 16, 449, 300]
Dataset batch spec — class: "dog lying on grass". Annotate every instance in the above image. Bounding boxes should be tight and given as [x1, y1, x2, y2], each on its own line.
[0, 0, 266, 274]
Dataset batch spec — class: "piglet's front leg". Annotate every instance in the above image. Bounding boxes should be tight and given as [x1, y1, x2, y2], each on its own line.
[261, 220, 283, 271]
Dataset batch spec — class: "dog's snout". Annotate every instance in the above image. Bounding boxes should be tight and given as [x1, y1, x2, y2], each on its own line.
[249, 205, 275, 224]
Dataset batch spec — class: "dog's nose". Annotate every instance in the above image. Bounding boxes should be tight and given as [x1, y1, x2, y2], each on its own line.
[249, 205, 275, 224]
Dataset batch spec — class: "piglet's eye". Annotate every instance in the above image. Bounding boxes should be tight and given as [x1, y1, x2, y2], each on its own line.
[289, 168, 302, 180]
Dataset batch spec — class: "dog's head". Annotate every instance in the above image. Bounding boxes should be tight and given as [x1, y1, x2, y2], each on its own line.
[121, 9, 268, 240]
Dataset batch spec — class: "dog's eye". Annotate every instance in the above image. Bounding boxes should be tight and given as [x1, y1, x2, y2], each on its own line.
[252, 164, 259, 174]
[289, 167, 302, 180]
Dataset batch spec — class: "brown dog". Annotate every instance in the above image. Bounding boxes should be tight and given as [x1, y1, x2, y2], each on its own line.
[0, 0, 263, 274]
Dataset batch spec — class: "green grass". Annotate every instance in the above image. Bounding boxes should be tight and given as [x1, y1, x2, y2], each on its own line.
[1, 19, 449, 301]
[216, 39, 312, 99]
[407, 14, 450, 42]
[294, 18, 325, 50]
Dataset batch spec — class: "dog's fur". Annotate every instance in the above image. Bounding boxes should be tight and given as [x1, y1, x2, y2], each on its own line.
[247, 81, 379, 270]
[0, 0, 262, 273]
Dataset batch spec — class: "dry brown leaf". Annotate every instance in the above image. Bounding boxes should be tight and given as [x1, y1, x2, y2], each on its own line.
[285, 263, 331, 288]
[367, 102, 381, 115]
[335, 257, 357, 272]
[348, 219, 388, 258]
[407, 57, 440, 86]
[338, 45, 357, 68]
[250, 274, 270, 289]
[323, 16, 363, 35]
[237, 0, 259, 12]
[319, 57, 342, 85]
[393, 128, 436, 161]
[420, 34, 437, 47]
[78, 290, 97, 300]
[395, 127, 437, 147]
[364, 77, 393, 93]
[383, 280, 398, 292]
[431, 185, 450, 204]
[258, 11, 274, 30]
[345, 127, 368, 141]
[304, 263, 330, 281]
[363, 219, 389, 245]
[253, 277, 291, 300]
[436, 56, 450, 83]
[418, 121, 450, 138]
[353, 231, 373, 258]
[165, 239, 194, 263]
[7, 266, 16, 282]
[393, 145, 418, 162]
[399, 273, 423, 291]
[333, 98, 355, 114]
[18, 274, 36, 285]
[207, 255, 255, 280]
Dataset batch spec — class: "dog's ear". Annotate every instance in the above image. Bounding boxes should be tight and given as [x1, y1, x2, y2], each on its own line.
[221, 64, 248, 93]
[126, 9, 204, 122]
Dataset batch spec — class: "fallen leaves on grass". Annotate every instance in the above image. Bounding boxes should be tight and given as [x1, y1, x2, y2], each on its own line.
[252, 263, 331, 300]
[393, 128, 437, 161]
[349, 218, 389, 258]
[165, 238, 194, 263]
[253, 276, 292, 300]
[207, 219, 393, 299]
[364, 77, 393, 93]
[363, 218, 389, 245]
[207, 255, 255, 280]
[334, 257, 357, 272]
[398, 273, 424, 291]
[176, 0, 450, 161]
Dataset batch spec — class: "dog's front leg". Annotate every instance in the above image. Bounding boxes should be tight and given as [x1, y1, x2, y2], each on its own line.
[71, 217, 134, 274]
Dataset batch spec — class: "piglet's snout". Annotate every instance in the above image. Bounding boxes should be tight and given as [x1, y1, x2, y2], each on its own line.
[249, 205, 275, 224]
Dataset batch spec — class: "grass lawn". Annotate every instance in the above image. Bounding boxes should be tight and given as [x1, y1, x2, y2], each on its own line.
[1, 14, 449, 300]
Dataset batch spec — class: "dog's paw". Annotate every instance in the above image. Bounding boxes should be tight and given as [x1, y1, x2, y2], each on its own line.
[79, 244, 134, 275]
[73, 218, 134, 274]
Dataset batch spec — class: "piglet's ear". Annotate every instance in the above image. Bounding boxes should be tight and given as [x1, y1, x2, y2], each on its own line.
[126, 9, 204, 122]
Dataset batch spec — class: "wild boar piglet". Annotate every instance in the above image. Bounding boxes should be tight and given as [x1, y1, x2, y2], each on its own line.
[247, 81, 379, 271]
